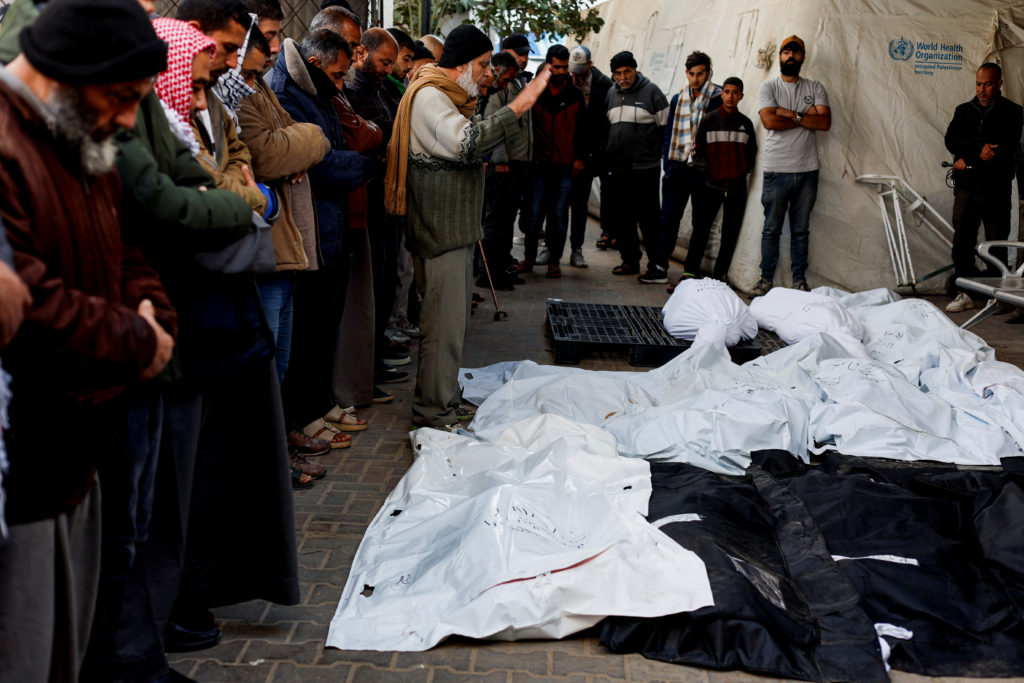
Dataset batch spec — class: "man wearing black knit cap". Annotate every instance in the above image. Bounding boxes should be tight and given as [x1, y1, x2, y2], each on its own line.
[385, 24, 549, 429]
[0, 1, 174, 680]
[603, 49, 670, 277]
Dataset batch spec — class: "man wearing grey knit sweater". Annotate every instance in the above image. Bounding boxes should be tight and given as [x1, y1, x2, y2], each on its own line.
[384, 24, 548, 429]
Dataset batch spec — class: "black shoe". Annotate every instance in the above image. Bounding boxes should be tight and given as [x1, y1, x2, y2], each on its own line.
[376, 367, 409, 383]
[165, 621, 221, 653]
[380, 351, 410, 367]
[372, 386, 394, 403]
[472, 292, 485, 303]
[152, 668, 196, 683]
[637, 267, 668, 284]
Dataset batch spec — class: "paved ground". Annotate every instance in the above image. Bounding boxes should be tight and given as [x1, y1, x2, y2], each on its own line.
[169, 222, 1024, 682]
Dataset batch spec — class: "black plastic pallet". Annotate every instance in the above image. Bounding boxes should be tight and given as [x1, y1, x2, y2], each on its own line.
[546, 300, 784, 367]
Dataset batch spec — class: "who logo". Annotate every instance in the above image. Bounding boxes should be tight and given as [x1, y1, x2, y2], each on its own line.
[889, 37, 914, 61]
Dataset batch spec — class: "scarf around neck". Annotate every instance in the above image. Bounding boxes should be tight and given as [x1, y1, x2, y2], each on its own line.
[668, 78, 715, 164]
[383, 63, 477, 216]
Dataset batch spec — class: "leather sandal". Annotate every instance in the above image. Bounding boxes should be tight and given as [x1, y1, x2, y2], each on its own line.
[287, 430, 330, 456]
[290, 451, 326, 480]
[324, 405, 368, 432]
[301, 418, 351, 449]
[596, 234, 614, 250]
[291, 466, 314, 489]
[612, 262, 640, 275]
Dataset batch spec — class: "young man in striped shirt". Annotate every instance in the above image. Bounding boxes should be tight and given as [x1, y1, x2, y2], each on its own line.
[687, 76, 758, 285]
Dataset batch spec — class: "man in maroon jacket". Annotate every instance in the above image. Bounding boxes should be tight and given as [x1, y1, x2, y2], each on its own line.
[0, 2, 174, 680]
[524, 44, 586, 278]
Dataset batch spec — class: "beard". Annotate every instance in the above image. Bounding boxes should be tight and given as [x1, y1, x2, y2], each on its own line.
[47, 85, 117, 176]
[456, 66, 479, 99]
[780, 59, 803, 77]
[551, 73, 570, 86]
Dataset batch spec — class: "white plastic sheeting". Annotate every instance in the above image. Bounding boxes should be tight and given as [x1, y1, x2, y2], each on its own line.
[749, 287, 867, 357]
[463, 297, 1023, 468]
[326, 416, 714, 652]
[662, 278, 758, 353]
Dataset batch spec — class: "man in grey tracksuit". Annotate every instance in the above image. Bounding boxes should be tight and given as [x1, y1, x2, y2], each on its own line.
[603, 50, 669, 276]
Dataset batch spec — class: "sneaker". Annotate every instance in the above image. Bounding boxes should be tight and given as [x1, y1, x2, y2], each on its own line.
[372, 386, 394, 403]
[381, 351, 410, 367]
[793, 279, 810, 292]
[385, 327, 410, 344]
[570, 247, 588, 268]
[517, 260, 534, 273]
[376, 366, 409, 383]
[536, 247, 550, 265]
[392, 316, 420, 337]
[946, 292, 975, 313]
[637, 267, 668, 284]
[751, 278, 773, 296]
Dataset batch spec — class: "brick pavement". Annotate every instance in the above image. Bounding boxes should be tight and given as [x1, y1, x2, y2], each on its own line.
[169, 220, 1024, 682]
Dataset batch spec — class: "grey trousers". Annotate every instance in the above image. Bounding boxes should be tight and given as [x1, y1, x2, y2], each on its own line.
[333, 229, 376, 408]
[0, 484, 102, 683]
[412, 245, 473, 427]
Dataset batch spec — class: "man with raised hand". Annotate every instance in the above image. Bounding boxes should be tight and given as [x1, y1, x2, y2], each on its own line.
[385, 25, 549, 430]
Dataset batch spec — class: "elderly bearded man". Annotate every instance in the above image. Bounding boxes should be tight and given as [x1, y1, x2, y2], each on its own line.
[385, 24, 548, 429]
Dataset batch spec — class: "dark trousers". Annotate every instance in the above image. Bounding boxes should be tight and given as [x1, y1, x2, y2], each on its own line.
[605, 167, 662, 268]
[481, 161, 530, 276]
[525, 163, 573, 265]
[100, 387, 203, 682]
[659, 162, 705, 271]
[283, 262, 349, 425]
[370, 213, 400, 362]
[687, 184, 749, 279]
[951, 182, 1012, 295]
[568, 167, 596, 250]
[82, 390, 164, 682]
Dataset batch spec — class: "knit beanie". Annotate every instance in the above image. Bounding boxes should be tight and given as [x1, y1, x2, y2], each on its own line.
[610, 51, 637, 71]
[20, 0, 167, 85]
[437, 24, 493, 69]
[411, 40, 435, 62]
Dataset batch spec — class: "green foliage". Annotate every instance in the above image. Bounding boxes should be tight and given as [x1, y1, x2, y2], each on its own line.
[392, 0, 604, 43]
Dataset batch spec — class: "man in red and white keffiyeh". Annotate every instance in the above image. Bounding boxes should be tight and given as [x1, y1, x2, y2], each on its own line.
[151, 17, 216, 154]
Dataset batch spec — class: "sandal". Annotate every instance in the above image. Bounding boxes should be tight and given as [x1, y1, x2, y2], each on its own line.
[612, 262, 639, 275]
[291, 451, 327, 480]
[546, 264, 562, 279]
[291, 466, 314, 490]
[301, 418, 351, 449]
[596, 234, 614, 250]
[324, 405, 368, 432]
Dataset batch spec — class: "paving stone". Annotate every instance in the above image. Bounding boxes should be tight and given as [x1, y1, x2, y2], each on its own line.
[304, 583, 344, 606]
[509, 673, 589, 683]
[219, 621, 293, 643]
[290, 621, 329, 644]
[316, 647, 395, 667]
[243, 639, 321, 664]
[191, 660, 274, 682]
[431, 669, 509, 683]
[167, 639, 247, 666]
[392, 643, 473, 671]
[266, 662, 353, 682]
[624, 653, 711, 682]
[262, 603, 337, 625]
[473, 648, 549, 676]
[552, 651, 626, 679]
[345, 663, 431, 682]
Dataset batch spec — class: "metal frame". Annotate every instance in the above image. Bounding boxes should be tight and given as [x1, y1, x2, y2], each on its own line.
[855, 174, 955, 291]
[956, 240, 1024, 329]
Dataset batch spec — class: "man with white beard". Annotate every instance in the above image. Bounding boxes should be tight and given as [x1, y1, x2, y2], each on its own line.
[0, 0, 175, 680]
[384, 24, 549, 429]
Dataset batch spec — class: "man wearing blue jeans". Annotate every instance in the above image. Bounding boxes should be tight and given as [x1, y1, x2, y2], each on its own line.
[752, 35, 831, 295]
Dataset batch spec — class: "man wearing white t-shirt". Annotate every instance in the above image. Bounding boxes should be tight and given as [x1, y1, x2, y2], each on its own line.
[751, 35, 831, 295]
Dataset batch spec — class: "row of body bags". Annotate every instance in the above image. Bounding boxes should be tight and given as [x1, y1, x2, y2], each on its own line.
[329, 285, 1024, 678]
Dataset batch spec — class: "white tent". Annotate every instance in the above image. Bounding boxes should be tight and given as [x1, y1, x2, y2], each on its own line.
[584, 0, 1024, 292]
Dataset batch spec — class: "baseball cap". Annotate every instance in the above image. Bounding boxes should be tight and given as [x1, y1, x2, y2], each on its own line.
[780, 34, 805, 54]
[568, 46, 591, 74]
